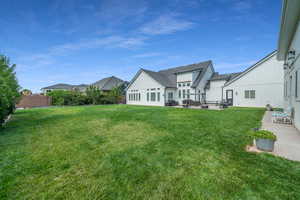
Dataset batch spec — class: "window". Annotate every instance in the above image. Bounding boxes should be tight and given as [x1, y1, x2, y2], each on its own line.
[250, 90, 255, 99]
[183, 89, 186, 98]
[187, 83, 190, 87]
[157, 92, 160, 101]
[139, 93, 141, 101]
[178, 90, 181, 98]
[183, 83, 186, 87]
[187, 89, 190, 99]
[151, 92, 156, 101]
[178, 83, 181, 87]
[245, 91, 249, 98]
[296, 71, 298, 98]
[168, 92, 173, 100]
[245, 90, 255, 99]
[147, 92, 149, 101]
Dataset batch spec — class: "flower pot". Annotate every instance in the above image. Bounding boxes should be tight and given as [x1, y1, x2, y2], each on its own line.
[255, 138, 275, 152]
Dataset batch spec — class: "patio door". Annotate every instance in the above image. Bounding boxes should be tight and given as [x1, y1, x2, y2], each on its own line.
[167, 92, 173, 101]
[226, 90, 233, 106]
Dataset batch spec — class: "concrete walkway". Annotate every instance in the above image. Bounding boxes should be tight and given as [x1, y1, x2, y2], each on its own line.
[262, 111, 300, 161]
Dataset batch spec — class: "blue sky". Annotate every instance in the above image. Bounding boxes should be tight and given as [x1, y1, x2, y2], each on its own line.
[0, 0, 282, 92]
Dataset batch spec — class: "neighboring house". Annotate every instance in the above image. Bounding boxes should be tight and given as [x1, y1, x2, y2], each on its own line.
[91, 76, 127, 92]
[126, 61, 214, 106]
[277, 0, 300, 130]
[41, 83, 75, 93]
[41, 76, 127, 93]
[223, 51, 284, 108]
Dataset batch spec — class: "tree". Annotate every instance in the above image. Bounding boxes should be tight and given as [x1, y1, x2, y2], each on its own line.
[0, 55, 20, 125]
[106, 86, 122, 104]
[21, 89, 32, 96]
[85, 86, 103, 105]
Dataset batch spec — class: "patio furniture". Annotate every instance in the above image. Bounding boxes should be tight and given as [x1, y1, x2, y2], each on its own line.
[182, 99, 193, 108]
[272, 107, 294, 124]
[165, 100, 179, 106]
[201, 104, 209, 109]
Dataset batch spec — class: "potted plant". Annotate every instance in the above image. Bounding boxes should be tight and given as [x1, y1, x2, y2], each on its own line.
[249, 130, 277, 152]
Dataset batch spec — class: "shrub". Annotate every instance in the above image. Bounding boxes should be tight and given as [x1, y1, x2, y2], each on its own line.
[47, 90, 88, 106]
[0, 55, 20, 126]
[86, 86, 103, 105]
[249, 130, 277, 141]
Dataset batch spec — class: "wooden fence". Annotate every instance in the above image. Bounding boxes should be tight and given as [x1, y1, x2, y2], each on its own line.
[16, 95, 52, 108]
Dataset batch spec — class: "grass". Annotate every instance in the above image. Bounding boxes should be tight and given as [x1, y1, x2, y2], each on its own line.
[0, 105, 300, 199]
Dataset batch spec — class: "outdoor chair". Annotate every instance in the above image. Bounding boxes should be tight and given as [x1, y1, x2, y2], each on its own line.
[272, 107, 294, 125]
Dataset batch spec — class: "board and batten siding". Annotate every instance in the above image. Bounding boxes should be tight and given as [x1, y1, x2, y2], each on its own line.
[223, 54, 284, 108]
[126, 71, 165, 106]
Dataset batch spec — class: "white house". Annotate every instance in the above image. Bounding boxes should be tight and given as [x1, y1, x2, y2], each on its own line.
[222, 51, 284, 108]
[127, 52, 284, 108]
[126, 61, 214, 106]
[277, 0, 300, 130]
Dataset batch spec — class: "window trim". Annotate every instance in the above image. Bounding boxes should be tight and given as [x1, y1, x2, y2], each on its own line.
[245, 90, 255, 99]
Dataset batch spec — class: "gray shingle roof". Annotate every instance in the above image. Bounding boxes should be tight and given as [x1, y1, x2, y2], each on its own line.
[204, 72, 242, 90]
[92, 76, 125, 90]
[138, 60, 212, 88]
[142, 69, 175, 88]
[42, 83, 74, 90]
[210, 72, 242, 81]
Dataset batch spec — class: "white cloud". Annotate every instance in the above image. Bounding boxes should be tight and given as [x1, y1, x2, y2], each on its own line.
[132, 52, 162, 58]
[140, 14, 194, 35]
[48, 35, 147, 55]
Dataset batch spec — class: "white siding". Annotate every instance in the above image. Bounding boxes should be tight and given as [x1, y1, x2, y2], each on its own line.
[196, 65, 214, 102]
[283, 20, 300, 130]
[205, 80, 226, 102]
[126, 71, 165, 106]
[223, 54, 284, 108]
[177, 72, 193, 82]
[176, 71, 196, 104]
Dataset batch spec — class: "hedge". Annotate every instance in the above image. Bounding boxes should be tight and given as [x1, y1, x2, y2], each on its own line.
[0, 55, 20, 126]
[46, 86, 123, 106]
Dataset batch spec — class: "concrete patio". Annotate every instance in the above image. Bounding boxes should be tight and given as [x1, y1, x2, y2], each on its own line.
[262, 111, 300, 162]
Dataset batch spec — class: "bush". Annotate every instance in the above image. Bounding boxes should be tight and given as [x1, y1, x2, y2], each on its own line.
[47, 90, 88, 106]
[249, 130, 277, 141]
[0, 55, 20, 126]
[85, 86, 103, 104]
[46, 86, 124, 106]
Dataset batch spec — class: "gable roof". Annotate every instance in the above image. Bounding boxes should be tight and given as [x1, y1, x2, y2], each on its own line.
[92, 76, 125, 90]
[42, 83, 74, 90]
[224, 51, 277, 86]
[142, 69, 175, 88]
[127, 60, 212, 90]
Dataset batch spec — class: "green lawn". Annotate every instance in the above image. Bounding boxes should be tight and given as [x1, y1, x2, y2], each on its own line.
[1, 105, 300, 199]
